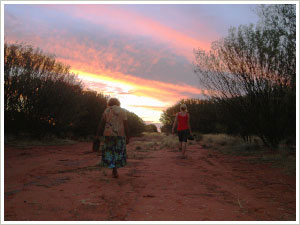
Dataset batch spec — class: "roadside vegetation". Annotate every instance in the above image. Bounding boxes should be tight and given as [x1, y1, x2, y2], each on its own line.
[4, 137, 77, 149]
[127, 132, 295, 175]
[4, 43, 148, 142]
[161, 5, 296, 151]
[200, 134, 296, 175]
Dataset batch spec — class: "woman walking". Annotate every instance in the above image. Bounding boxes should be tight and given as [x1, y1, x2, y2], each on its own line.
[172, 103, 192, 158]
[95, 98, 129, 178]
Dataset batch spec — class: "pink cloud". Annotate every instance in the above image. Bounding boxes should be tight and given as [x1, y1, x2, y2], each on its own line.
[73, 67, 208, 107]
[41, 4, 211, 61]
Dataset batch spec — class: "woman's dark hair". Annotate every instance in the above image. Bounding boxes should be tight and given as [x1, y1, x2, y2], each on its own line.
[107, 98, 121, 107]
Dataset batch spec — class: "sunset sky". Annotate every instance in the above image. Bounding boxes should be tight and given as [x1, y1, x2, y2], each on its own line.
[4, 2, 260, 126]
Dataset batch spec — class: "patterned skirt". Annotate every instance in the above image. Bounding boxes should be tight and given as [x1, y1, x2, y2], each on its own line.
[101, 136, 127, 168]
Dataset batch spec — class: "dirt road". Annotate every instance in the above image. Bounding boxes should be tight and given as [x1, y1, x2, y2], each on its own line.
[4, 135, 296, 221]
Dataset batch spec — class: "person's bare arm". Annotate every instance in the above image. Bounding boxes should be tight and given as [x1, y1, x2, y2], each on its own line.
[172, 113, 178, 134]
[123, 120, 130, 144]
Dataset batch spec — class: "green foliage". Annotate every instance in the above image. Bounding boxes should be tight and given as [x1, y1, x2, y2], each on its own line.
[160, 98, 219, 134]
[145, 124, 158, 132]
[72, 90, 108, 137]
[127, 111, 146, 137]
[4, 43, 84, 137]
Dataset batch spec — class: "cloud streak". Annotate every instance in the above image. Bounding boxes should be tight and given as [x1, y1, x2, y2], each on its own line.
[73, 69, 207, 105]
[4, 3, 258, 123]
[42, 4, 212, 60]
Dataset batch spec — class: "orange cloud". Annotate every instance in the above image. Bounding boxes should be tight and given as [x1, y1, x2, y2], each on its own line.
[71, 68, 206, 105]
[5, 4, 215, 123]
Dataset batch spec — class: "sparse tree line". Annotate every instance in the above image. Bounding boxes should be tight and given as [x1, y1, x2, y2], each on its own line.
[4, 4, 295, 149]
[4, 43, 152, 140]
[160, 5, 296, 149]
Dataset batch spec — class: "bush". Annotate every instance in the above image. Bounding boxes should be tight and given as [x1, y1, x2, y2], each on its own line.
[127, 111, 146, 137]
[4, 43, 146, 139]
[145, 124, 158, 132]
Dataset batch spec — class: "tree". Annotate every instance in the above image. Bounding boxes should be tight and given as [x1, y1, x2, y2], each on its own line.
[193, 4, 296, 148]
[256, 4, 296, 89]
[127, 111, 146, 136]
[4, 43, 82, 136]
[145, 124, 158, 133]
[72, 91, 108, 137]
[160, 99, 219, 134]
[4, 42, 150, 139]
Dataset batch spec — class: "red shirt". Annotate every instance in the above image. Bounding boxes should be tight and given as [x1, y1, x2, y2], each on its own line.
[177, 112, 189, 131]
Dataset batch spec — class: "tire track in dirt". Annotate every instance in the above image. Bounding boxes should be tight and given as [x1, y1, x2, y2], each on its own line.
[125, 145, 244, 220]
[4, 140, 296, 221]
[125, 144, 295, 221]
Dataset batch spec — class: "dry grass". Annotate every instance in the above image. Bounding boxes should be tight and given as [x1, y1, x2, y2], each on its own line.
[129, 132, 179, 153]
[136, 132, 178, 150]
[140, 132, 201, 150]
[5, 137, 77, 148]
[200, 133, 295, 175]
[247, 153, 296, 175]
[159, 135, 178, 150]
[202, 134, 243, 147]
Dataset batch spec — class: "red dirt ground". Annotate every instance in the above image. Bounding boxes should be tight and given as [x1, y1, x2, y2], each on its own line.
[4, 136, 296, 221]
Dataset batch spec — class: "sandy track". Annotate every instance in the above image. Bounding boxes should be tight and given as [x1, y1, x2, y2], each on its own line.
[4, 137, 295, 221]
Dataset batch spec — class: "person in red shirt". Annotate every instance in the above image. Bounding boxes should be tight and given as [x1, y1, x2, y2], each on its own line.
[172, 104, 192, 158]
